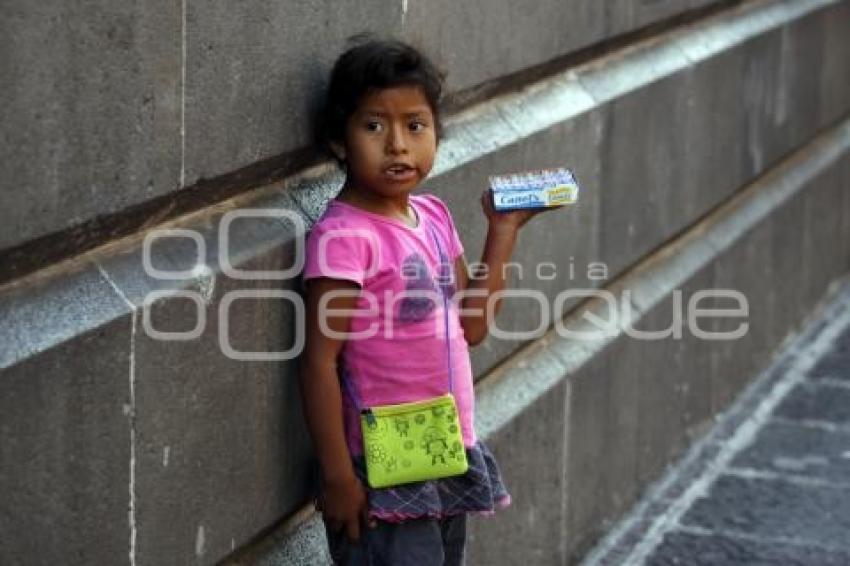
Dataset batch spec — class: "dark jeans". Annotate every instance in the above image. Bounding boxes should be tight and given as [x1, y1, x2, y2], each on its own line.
[324, 514, 467, 566]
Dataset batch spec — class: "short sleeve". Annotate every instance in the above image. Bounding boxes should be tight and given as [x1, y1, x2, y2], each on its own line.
[421, 194, 464, 260]
[303, 220, 372, 286]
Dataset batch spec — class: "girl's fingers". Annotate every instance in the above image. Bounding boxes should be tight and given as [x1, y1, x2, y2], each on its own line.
[479, 190, 488, 211]
[361, 506, 377, 529]
[345, 516, 361, 543]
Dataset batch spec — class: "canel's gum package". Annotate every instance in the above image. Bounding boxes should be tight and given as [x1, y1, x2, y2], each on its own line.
[488, 167, 580, 211]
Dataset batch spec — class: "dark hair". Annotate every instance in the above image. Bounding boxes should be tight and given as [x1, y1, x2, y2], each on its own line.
[322, 36, 444, 163]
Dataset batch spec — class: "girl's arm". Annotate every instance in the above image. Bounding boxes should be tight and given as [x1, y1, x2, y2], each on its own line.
[455, 190, 551, 346]
[300, 277, 374, 542]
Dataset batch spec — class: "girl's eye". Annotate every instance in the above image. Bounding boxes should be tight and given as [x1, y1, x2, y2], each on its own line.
[365, 121, 383, 132]
[409, 121, 427, 132]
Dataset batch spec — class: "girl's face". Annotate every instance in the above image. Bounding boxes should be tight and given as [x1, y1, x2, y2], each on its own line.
[336, 85, 438, 200]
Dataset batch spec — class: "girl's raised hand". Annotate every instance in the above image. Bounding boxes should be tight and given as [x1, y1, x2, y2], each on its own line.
[479, 189, 555, 231]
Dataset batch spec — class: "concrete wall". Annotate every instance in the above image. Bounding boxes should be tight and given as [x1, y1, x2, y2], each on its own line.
[1, 0, 849, 564]
[0, 0, 722, 253]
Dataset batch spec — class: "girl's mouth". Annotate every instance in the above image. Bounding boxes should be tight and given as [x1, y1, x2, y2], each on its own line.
[384, 164, 417, 182]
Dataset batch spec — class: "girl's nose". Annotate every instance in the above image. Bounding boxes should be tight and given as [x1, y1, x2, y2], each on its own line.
[385, 124, 408, 153]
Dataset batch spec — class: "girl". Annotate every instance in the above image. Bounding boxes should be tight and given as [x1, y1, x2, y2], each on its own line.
[301, 37, 550, 565]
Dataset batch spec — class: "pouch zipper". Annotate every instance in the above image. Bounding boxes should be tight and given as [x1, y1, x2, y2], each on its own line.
[360, 393, 454, 418]
[362, 408, 377, 427]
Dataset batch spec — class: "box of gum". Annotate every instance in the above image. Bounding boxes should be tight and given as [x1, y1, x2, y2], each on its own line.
[488, 167, 580, 212]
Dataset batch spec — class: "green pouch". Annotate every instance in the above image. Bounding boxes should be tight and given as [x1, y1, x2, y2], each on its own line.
[360, 393, 469, 489]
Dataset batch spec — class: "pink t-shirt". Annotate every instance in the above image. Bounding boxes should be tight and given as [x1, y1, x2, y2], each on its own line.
[303, 193, 476, 455]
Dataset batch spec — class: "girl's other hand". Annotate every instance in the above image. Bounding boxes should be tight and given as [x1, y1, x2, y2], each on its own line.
[319, 473, 376, 543]
[479, 189, 555, 231]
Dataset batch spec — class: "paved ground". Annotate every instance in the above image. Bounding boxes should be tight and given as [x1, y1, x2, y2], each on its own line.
[583, 279, 850, 566]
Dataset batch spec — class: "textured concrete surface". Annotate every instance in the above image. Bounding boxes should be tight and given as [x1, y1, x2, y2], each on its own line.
[809, 325, 850, 382]
[593, 68, 691, 278]
[587, 0, 849, 280]
[0, 262, 133, 566]
[93, 191, 315, 564]
[566, 332, 642, 560]
[802, 166, 850, 313]
[0, 315, 132, 564]
[0, 0, 725, 253]
[0, 0, 182, 251]
[4, 0, 844, 259]
[680, 473, 850, 546]
[412, 0, 727, 96]
[708, 203, 780, 413]
[582, 277, 850, 566]
[845, 155, 850, 267]
[466, 380, 571, 565]
[631, 268, 719, 488]
[183, 2, 403, 185]
[767, 187, 812, 351]
[821, 1, 850, 126]
[1, 184, 316, 563]
[248, 512, 332, 566]
[564, 267, 720, 560]
[0, 260, 128, 369]
[403, 0, 608, 95]
[647, 531, 850, 566]
[774, 382, 850, 424]
[731, 418, 850, 483]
